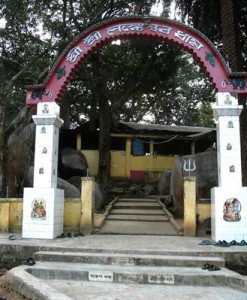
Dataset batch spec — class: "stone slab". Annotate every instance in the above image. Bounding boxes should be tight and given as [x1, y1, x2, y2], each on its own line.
[34, 251, 225, 268]
[48, 280, 247, 300]
[98, 220, 177, 235]
[107, 214, 169, 222]
[114, 202, 161, 207]
[117, 198, 157, 202]
[110, 209, 165, 215]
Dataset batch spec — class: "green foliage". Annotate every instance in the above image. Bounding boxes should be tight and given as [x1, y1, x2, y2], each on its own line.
[0, 0, 216, 129]
[173, 0, 247, 70]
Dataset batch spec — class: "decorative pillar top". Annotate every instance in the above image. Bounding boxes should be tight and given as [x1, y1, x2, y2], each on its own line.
[37, 102, 60, 116]
[214, 93, 242, 119]
[216, 92, 238, 106]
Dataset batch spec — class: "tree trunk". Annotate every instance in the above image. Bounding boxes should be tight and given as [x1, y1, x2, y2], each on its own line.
[90, 54, 111, 186]
[60, 93, 71, 129]
[219, 0, 244, 71]
[0, 56, 6, 197]
[98, 98, 111, 186]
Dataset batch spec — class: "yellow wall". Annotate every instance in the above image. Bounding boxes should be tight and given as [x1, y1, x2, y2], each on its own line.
[82, 149, 177, 179]
[0, 198, 82, 234]
[0, 198, 212, 235]
[82, 150, 99, 176]
[196, 203, 211, 222]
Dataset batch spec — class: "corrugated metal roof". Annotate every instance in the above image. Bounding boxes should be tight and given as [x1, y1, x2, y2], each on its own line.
[119, 121, 215, 134]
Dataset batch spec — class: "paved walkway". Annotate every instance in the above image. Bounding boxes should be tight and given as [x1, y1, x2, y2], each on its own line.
[0, 233, 247, 254]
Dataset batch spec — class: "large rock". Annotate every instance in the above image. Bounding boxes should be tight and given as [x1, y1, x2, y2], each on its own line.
[60, 148, 88, 179]
[25, 167, 80, 198]
[7, 123, 35, 181]
[171, 151, 218, 216]
[158, 171, 172, 196]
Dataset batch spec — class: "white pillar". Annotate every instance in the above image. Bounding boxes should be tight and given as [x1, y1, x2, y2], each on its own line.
[211, 92, 247, 242]
[22, 102, 65, 239]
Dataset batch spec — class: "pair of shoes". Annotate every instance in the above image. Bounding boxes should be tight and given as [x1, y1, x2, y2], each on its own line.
[239, 240, 247, 246]
[230, 240, 239, 246]
[198, 240, 215, 246]
[202, 263, 212, 269]
[208, 265, 221, 271]
[215, 240, 230, 247]
[24, 258, 35, 266]
[8, 235, 17, 240]
[57, 233, 65, 238]
[202, 263, 221, 271]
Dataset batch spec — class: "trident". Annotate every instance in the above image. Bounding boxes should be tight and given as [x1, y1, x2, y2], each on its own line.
[183, 159, 196, 177]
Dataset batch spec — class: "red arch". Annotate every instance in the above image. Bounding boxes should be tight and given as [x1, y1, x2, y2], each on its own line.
[26, 16, 247, 105]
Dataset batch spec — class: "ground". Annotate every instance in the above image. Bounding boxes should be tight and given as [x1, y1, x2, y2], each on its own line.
[0, 270, 24, 300]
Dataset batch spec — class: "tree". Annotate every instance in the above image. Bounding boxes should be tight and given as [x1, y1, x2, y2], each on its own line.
[0, 0, 216, 196]
[0, 0, 55, 195]
[172, 0, 247, 184]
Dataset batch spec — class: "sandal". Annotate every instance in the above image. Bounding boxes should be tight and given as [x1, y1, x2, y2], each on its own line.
[8, 235, 17, 240]
[239, 240, 247, 246]
[230, 240, 239, 246]
[202, 263, 213, 270]
[24, 258, 35, 266]
[215, 240, 230, 247]
[208, 265, 221, 271]
[199, 240, 215, 246]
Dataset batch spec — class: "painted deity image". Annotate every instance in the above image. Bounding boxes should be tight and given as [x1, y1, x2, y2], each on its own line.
[31, 198, 47, 220]
[223, 198, 241, 222]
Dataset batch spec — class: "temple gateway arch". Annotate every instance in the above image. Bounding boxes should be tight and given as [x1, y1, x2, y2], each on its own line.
[22, 16, 247, 241]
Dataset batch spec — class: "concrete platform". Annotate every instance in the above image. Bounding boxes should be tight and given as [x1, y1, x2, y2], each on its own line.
[0, 234, 247, 299]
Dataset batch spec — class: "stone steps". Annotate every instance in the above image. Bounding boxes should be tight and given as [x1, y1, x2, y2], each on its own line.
[30, 251, 241, 288]
[26, 260, 245, 289]
[98, 197, 181, 235]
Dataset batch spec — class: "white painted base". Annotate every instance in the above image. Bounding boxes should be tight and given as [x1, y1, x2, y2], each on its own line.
[22, 187, 64, 239]
[211, 187, 247, 242]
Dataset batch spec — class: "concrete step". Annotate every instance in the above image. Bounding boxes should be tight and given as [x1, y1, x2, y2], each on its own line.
[114, 202, 161, 208]
[110, 209, 165, 215]
[117, 198, 158, 202]
[107, 214, 169, 222]
[27, 261, 245, 289]
[97, 220, 178, 235]
[34, 251, 225, 268]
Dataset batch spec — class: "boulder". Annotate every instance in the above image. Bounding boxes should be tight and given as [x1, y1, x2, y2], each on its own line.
[158, 171, 172, 196]
[171, 151, 218, 216]
[94, 182, 104, 212]
[25, 167, 80, 198]
[7, 123, 35, 182]
[60, 148, 88, 179]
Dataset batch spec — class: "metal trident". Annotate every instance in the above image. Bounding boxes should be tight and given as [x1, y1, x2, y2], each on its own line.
[183, 159, 196, 177]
